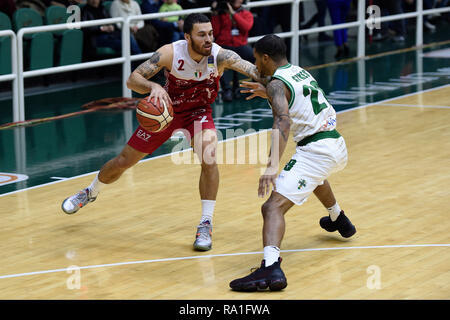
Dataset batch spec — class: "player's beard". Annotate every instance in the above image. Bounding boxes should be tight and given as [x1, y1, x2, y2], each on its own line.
[191, 38, 212, 57]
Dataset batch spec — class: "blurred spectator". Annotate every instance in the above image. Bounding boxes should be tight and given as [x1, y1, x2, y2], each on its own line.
[403, 0, 448, 31]
[15, 0, 47, 16]
[82, 0, 141, 60]
[326, 0, 351, 58]
[211, 0, 254, 102]
[248, 0, 304, 60]
[178, 0, 214, 10]
[141, 0, 183, 46]
[158, 0, 184, 42]
[423, 0, 438, 30]
[0, 0, 17, 18]
[434, 0, 450, 23]
[372, 0, 406, 42]
[110, 0, 159, 52]
[15, 0, 85, 16]
[300, 0, 332, 42]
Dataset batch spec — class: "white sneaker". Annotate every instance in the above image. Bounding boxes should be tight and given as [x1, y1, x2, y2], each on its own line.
[424, 21, 436, 31]
[193, 220, 212, 251]
[61, 188, 97, 214]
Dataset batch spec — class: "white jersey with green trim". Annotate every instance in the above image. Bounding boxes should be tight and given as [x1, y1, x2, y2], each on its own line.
[271, 63, 337, 143]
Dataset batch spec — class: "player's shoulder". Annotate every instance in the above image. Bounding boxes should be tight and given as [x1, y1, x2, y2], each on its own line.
[154, 43, 175, 68]
[216, 46, 238, 65]
[267, 78, 288, 95]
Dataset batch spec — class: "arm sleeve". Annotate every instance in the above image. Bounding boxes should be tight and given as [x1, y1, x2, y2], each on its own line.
[211, 15, 221, 38]
[232, 10, 254, 33]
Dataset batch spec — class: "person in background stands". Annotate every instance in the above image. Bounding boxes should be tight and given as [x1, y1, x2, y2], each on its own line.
[81, 0, 141, 60]
[110, 0, 159, 53]
[0, 0, 17, 18]
[326, 0, 351, 59]
[210, 0, 254, 102]
[158, 0, 185, 42]
[141, 0, 183, 46]
[300, 0, 332, 42]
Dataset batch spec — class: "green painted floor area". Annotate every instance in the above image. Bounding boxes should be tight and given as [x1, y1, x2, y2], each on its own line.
[0, 40, 449, 195]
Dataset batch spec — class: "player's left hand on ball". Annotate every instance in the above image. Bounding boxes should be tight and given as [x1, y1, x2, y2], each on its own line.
[258, 169, 277, 198]
[148, 83, 172, 107]
[240, 81, 268, 100]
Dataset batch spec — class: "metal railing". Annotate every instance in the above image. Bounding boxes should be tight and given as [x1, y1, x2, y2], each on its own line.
[0, 30, 19, 122]
[0, 0, 449, 123]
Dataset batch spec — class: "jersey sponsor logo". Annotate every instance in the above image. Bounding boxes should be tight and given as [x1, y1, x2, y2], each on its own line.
[321, 116, 337, 130]
[137, 129, 151, 142]
[0, 172, 28, 186]
[207, 55, 214, 68]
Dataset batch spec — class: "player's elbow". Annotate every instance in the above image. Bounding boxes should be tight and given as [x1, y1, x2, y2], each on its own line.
[126, 73, 144, 93]
[126, 75, 134, 90]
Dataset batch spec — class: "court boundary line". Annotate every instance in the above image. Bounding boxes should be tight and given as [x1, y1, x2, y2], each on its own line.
[377, 103, 450, 109]
[0, 243, 448, 280]
[1, 83, 450, 198]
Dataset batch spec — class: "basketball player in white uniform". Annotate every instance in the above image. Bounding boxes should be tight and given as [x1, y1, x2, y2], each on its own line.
[61, 14, 266, 252]
[230, 35, 356, 291]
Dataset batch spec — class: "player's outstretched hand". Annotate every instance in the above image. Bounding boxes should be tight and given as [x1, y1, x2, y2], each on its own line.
[240, 81, 268, 100]
[258, 167, 278, 198]
[148, 83, 172, 108]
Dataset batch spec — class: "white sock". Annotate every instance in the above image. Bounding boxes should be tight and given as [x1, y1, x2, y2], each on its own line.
[264, 246, 280, 267]
[88, 174, 106, 198]
[327, 202, 341, 222]
[200, 200, 215, 224]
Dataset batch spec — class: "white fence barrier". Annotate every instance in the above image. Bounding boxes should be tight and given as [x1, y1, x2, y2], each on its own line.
[0, 0, 449, 123]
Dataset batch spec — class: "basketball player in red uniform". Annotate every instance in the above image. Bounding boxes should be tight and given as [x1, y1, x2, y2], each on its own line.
[62, 13, 265, 251]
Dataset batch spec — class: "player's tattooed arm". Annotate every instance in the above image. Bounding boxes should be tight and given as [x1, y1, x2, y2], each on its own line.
[135, 52, 162, 78]
[217, 48, 269, 85]
[127, 45, 173, 105]
[127, 52, 164, 94]
[268, 79, 291, 142]
[265, 79, 291, 174]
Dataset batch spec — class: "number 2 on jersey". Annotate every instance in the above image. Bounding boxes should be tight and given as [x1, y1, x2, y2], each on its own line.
[302, 80, 329, 115]
[177, 59, 185, 71]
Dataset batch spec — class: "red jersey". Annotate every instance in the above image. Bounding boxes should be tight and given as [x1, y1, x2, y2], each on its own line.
[164, 40, 222, 113]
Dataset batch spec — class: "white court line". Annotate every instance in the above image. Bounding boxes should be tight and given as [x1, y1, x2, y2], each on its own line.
[0, 243, 448, 280]
[1, 82, 449, 199]
[337, 83, 450, 114]
[377, 103, 450, 109]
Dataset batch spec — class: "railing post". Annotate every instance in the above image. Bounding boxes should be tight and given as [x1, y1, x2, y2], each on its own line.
[357, 0, 366, 58]
[416, 0, 423, 46]
[8, 32, 19, 123]
[290, 0, 300, 65]
[122, 18, 132, 98]
[17, 30, 25, 122]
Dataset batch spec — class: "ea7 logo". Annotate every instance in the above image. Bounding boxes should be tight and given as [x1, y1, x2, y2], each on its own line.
[137, 129, 151, 141]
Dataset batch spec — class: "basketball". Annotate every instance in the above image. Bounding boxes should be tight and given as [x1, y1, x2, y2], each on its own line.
[136, 96, 174, 132]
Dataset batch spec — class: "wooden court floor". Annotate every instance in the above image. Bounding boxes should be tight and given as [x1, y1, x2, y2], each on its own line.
[0, 86, 449, 299]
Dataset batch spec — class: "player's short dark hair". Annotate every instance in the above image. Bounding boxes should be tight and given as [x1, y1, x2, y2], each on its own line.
[183, 13, 211, 34]
[254, 34, 287, 62]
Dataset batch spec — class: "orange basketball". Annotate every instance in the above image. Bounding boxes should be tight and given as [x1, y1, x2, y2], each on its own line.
[136, 96, 174, 132]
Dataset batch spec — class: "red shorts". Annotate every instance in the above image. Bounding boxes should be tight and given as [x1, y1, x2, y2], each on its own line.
[127, 107, 216, 155]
